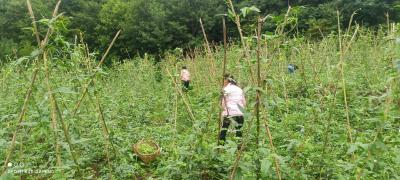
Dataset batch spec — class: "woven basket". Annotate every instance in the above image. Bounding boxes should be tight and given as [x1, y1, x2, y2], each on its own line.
[133, 140, 161, 164]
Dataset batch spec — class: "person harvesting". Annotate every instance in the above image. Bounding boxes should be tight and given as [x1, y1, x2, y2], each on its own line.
[287, 64, 298, 73]
[180, 66, 190, 91]
[219, 74, 246, 145]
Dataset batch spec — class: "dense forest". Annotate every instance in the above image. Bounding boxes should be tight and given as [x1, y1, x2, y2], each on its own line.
[1, 0, 400, 61]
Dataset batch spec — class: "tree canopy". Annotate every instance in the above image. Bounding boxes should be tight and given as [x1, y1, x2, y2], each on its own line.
[0, 0, 399, 62]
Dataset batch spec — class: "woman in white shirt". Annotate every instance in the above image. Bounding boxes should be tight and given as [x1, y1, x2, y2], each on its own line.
[219, 74, 246, 144]
[180, 66, 190, 91]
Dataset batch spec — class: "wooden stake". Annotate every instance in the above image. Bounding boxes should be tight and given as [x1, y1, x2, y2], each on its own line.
[226, 0, 248, 57]
[337, 13, 361, 180]
[255, 16, 262, 180]
[229, 116, 256, 180]
[337, 10, 354, 145]
[26, 0, 40, 47]
[225, 0, 255, 84]
[217, 17, 228, 145]
[43, 51, 63, 171]
[72, 30, 121, 117]
[41, 0, 61, 49]
[94, 88, 114, 179]
[199, 18, 216, 75]
[262, 115, 282, 180]
[2, 68, 38, 174]
[43, 52, 81, 176]
[2, 1, 63, 174]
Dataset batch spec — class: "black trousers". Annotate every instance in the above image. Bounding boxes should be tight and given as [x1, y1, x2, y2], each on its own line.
[219, 116, 244, 144]
[182, 80, 190, 89]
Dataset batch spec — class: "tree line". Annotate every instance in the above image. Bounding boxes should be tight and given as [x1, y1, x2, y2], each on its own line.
[0, 0, 399, 62]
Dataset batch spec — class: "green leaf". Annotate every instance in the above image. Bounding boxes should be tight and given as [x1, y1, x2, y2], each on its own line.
[20, 122, 38, 127]
[396, 38, 400, 44]
[355, 142, 369, 150]
[240, 8, 247, 18]
[0, 139, 8, 149]
[12, 56, 29, 66]
[249, 6, 260, 13]
[240, 6, 260, 18]
[261, 158, 272, 177]
[347, 144, 357, 154]
[72, 138, 90, 144]
[227, 9, 235, 20]
[395, 150, 400, 165]
[38, 18, 50, 25]
[30, 49, 40, 58]
[395, 59, 400, 71]
[53, 87, 77, 94]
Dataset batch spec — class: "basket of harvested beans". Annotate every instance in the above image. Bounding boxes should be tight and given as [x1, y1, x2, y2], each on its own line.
[133, 140, 161, 163]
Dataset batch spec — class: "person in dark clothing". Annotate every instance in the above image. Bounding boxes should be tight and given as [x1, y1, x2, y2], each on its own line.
[288, 64, 298, 73]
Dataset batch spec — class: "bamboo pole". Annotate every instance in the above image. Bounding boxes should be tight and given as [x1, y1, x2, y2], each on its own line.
[92, 80, 116, 153]
[229, 17, 261, 180]
[229, 115, 256, 180]
[255, 17, 262, 180]
[217, 17, 228, 145]
[26, 0, 40, 47]
[72, 30, 121, 117]
[344, 10, 359, 45]
[199, 18, 216, 75]
[2, 67, 38, 174]
[318, 84, 338, 179]
[43, 51, 63, 170]
[226, 0, 248, 57]
[276, 6, 292, 36]
[94, 89, 114, 179]
[225, 0, 255, 84]
[174, 64, 178, 140]
[230, 16, 283, 180]
[254, 16, 282, 180]
[337, 13, 361, 179]
[6, 4, 41, 171]
[337, 11, 360, 147]
[54, 90, 82, 176]
[229, 18, 281, 180]
[337, 10, 354, 146]
[2, 1, 62, 174]
[44, 51, 82, 175]
[261, 113, 282, 180]
[41, 0, 61, 49]
[279, 49, 290, 114]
